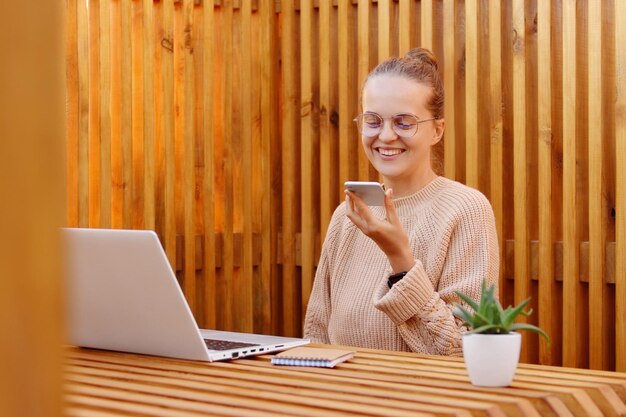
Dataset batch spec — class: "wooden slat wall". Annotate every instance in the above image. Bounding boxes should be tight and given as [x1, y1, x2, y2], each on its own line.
[67, 0, 625, 370]
[1, 1, 64, 415]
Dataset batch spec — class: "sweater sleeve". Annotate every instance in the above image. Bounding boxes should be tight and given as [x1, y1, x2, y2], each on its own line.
[373, 193, 499, 356]
[303, 208, 344, 343]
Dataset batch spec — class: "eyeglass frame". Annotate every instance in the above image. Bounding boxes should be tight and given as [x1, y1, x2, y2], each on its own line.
[353, 112, 439, 138]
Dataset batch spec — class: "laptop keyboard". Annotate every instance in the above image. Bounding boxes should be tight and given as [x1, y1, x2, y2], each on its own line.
[204, 338, 261, 351]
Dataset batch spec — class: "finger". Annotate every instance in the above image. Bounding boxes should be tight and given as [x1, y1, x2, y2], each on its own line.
[383, 188, 401, 226]
[345, 190, 377, 221]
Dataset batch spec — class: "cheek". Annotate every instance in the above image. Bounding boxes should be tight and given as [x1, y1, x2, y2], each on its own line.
[361, 136, 374, 150]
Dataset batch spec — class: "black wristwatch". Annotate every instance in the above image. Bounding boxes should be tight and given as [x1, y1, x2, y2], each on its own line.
[387, 271, 407, 288]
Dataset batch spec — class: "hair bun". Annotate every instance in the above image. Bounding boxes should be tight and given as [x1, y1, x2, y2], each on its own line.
[404, 47, 439, 71]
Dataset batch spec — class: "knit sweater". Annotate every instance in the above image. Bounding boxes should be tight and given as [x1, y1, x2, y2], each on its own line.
[303, 176, 499, 356]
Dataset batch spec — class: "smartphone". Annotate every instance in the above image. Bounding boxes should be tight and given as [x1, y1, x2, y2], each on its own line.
[344, 181, 386, 206]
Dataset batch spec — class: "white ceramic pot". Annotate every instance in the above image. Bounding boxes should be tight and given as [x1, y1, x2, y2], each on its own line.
[462, 332, 522, 387]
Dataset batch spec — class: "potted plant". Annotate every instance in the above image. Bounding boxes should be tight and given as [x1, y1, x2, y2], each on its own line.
[453, 280, 550, 387]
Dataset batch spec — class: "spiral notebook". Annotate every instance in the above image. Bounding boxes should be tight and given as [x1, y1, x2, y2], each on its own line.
[271, 347, 355, 368]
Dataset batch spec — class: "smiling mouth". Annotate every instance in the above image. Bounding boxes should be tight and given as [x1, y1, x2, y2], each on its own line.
[376, 148, 404, 156]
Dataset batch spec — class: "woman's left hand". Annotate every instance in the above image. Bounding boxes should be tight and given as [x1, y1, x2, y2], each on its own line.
[345, 188, 415, 273]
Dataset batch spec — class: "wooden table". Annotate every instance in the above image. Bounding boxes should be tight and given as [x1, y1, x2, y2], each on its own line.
[65, 344, 626, 417]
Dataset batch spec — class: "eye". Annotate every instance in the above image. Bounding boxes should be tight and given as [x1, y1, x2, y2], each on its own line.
[363, 114, 383, 127]
[393, 114, 417, 130]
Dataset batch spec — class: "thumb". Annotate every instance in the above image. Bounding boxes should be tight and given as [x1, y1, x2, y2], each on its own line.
[384, 188, 400, 225]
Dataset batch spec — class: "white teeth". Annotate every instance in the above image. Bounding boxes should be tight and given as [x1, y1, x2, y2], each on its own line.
[378, 148, 403, 156]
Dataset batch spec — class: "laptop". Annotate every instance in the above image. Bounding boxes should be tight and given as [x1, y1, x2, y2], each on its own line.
[62, 227, 309, 362]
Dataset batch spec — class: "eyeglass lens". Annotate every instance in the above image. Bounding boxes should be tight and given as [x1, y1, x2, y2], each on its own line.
[357, 113, 419, 137]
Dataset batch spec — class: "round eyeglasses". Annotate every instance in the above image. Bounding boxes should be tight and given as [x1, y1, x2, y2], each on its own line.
[353, 112, 437, 138]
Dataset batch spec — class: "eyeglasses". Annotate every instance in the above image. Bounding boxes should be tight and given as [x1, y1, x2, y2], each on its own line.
[353, 112, 437, 138]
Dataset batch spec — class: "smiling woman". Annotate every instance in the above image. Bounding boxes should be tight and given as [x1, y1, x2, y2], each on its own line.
[303, 48, 500, 356]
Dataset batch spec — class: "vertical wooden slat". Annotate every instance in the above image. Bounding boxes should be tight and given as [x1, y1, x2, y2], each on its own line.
[89, 0, 102, 228]
[203, 0, 217, 330]
[537, 0, 557, 366]
[163, 0, 177, 268]
[338, 0, 356, 195]
[260, 0, 279, 334]
[512, 0, 531, 363]
[442, 0, 455, 180]
[122, 0, 133, 229]
[318, 0, 338, 243]
[240, 0, 254, 331]
[1, 3, 64, 414]
[131, 0, 145, 230]
[357, 0, 373, 181]
[615, 0, 626, 372]
[562, 0, 583, 368]
[420, 0, 433, 50]
[77, 0, 89, 228]
[100, 0, 112, 228]
[464, 0, 478, 189]
[488, 0, 504, 292]
[67, 0, 79, 227]
[143, 0, 156, 230]
[587, 0, 608, 370]
[300, 0, 315, 321]
[173, 0, 197, 316]
[398, 0, 415, 56]
[378, 0, 391, 61]
[110, 0, 123, 229]
[281, 0, 300, 336]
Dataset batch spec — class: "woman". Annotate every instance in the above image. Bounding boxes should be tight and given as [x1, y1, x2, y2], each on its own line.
[303, 48, 499, 356]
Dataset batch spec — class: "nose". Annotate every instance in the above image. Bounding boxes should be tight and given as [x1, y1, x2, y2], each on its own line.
[377, 119, 398, 142]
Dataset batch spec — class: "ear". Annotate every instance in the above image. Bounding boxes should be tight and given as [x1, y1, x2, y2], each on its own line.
[431, 118, 445, 145]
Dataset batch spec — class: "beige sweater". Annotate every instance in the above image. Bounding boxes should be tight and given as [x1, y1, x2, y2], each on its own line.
[303, 176, 499, 356]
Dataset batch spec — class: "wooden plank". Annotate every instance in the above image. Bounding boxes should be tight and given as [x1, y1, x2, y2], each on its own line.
[562, 0, 583, 368]
[536, 0, 558, 366]
[398, 0, 415, 56]
[616, 0, 626, 372]
[420, 0, 433, 50]
[281, 0, 300, 336]
[143, 0, 156, 230]
[442, 0, 455, 180]
[77, 0, 89, 228]
[241, 0, 254, 331]
[153, 0, 166, 247]
[259, 0, 279, 334]
[131, 0, 145, 230]
[173, 0, 196, 316]
[121, 0, 133, 229]
[378, 0, 391, 61]
[318, 0, 339, 244]
[110, 0, 123, 229]
[337, 0, 356, 196]
[357, 0, 373, 181]
[300, 0, 315, 323]
[488, 0, 503, 298]
[66, 0, 79, 227]
[512, 0, 531, 363]
[202, 0, 217, 329]
[464, 0, 478, 189]
[163, 0, 177, 271]
[587, 0, 608, 371]
[88, 0, 102, 228]
[100, 0, 112, 228]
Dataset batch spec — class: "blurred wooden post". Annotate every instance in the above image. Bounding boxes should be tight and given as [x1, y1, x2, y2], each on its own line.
[0, 1, 64, 416]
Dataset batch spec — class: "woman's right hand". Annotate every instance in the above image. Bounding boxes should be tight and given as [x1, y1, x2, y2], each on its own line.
[345, 188, 415, 273]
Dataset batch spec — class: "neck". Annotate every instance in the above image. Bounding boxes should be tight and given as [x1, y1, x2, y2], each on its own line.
[383, 167, 438, 197]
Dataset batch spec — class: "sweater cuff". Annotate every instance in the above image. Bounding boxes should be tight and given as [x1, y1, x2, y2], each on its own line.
[373, 260, 436, 325]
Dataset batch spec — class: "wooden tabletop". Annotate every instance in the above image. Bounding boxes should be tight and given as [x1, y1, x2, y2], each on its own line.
[64, 344, 626, 417]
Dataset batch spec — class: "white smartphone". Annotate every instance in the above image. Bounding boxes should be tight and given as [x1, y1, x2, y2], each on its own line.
[344, 181, 386, 206]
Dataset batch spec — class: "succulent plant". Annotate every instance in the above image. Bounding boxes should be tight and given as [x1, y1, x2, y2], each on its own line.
[453, 280, 550, 345]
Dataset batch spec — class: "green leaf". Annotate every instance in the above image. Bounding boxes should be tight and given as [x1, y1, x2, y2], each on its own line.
[454, 290, 479, 312]
[509, 323, 551, 346]
[502, 297, 531, 328]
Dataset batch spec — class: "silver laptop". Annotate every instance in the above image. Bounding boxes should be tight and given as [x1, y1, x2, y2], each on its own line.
[62, 228, 309, 362]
